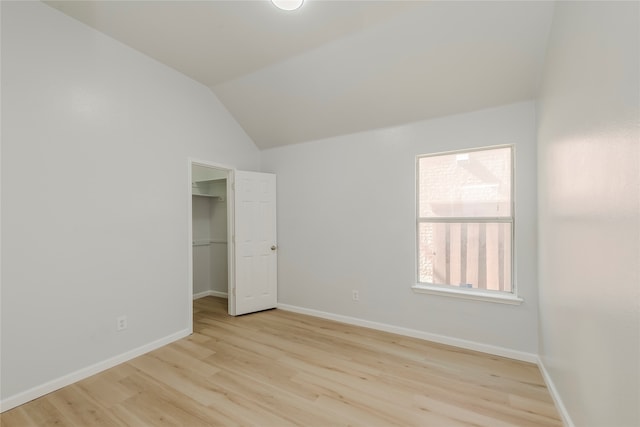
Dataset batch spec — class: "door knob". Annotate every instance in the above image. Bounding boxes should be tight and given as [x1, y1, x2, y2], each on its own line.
[270, 245, 277, 251]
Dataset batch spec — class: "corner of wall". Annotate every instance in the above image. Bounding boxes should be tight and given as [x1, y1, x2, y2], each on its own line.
[536, 356, 575, 427]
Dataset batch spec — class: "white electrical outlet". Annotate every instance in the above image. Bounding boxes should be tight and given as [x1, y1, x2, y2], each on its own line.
[352, 290, 359, 301]
[116, 315, 127, 331]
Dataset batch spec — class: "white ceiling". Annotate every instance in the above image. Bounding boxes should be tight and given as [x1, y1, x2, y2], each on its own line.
[45, 1, 556, 149]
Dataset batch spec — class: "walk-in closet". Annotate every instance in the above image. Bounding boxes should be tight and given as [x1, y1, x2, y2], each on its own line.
[192, 165, 228, 299]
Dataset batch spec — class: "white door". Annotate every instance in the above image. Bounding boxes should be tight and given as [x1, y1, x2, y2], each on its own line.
[232, 171, 277, 315]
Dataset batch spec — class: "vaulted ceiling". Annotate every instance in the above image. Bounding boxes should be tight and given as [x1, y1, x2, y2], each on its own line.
[45, 1, 555, 149]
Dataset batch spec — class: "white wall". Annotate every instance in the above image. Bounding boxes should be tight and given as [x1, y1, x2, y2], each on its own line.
[0, 1, 259, 404]
[192, 196, 213, 295]
[536, 2, 639, 426]
[262, 101, 539, 356]
[208, 182, 228, 294]
[192, 181, 228, 297]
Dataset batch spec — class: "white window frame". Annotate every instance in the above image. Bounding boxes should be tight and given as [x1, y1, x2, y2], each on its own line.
[412, 145, 523, 305]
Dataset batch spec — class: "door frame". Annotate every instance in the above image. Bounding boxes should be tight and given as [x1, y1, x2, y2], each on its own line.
[187, 158, 237, 333]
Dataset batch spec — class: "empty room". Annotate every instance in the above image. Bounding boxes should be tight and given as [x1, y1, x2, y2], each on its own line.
[1, 1, 638, 426]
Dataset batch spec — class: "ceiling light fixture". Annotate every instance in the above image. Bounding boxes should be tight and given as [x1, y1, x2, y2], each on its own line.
[271, 0, 304, 11]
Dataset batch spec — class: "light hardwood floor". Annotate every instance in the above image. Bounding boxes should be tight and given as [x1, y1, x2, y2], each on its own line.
[1, 297, 562, 426]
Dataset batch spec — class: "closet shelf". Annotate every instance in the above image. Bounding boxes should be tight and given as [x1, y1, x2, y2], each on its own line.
[193, 239, 228, 247]
[192, 179, 225, 199]
[192, 194, 224, 201]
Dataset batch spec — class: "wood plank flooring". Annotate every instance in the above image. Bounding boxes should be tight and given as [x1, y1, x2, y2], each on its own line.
[1, 297, 562, 426]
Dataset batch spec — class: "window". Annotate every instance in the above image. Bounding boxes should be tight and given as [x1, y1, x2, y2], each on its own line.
[415, 146, 519, 303]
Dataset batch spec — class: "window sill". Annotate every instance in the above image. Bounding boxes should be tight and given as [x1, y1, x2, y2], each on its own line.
[411, 284, 524, 305]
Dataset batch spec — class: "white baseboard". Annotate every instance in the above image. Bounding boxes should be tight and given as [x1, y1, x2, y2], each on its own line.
[277, 303, 538, 364]
[0, 328, 190, 413]
[537, 357, 574, 427]
[193, 290, 228, 300]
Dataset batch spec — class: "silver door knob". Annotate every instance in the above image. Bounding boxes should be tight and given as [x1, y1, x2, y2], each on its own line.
[270, 245, 277, 251]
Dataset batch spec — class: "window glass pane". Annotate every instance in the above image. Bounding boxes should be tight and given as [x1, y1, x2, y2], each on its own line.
[418, 222, 512, 292]
[419, 147, 511, 218]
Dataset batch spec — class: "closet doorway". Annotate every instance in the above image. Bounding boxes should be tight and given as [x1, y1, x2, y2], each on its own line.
[188, 159, 278, 322]
[190, 162, 233, 313]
